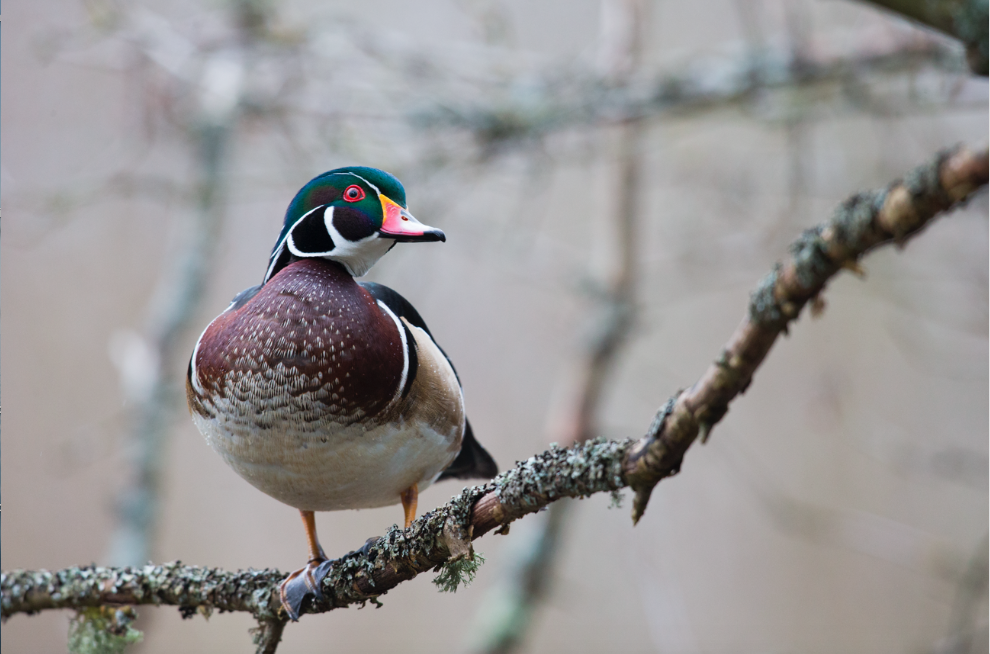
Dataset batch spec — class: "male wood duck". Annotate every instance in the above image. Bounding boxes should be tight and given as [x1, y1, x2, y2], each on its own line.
[186, 166, 497, 619]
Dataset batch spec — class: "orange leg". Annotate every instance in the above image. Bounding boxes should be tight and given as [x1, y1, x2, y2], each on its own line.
[400, 484, 419, 529]
[279, 510, 331, 621]
[300, 510, 326, 562]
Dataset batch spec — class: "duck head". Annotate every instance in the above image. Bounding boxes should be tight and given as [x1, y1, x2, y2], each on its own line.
[264, 166, 444, 281]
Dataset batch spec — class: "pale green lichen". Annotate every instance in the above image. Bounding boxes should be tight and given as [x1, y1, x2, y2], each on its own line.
[951, 0, 988, 74]
[903, 153, 953, 217]
[827, 190, 885, 247]
[789, 225, 834, 290]
[432, 553, 485, 593]
[493, 437, 629, 520]
[751, 185, 890, 328]
[67, 607, 143, 654]
[645, 397, 676, 439]
[314, 441, 629, 606]
[748, 265, 782, 325]
[1, 564, 285, 623]
[318, 484, 494, 608]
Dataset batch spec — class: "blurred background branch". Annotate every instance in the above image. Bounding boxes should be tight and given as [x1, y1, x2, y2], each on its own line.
[106, 0, 270, 569]
[862, 0, 988, 74]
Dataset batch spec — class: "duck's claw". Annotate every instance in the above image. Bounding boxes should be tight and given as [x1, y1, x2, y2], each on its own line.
[279, 558, 333, 621]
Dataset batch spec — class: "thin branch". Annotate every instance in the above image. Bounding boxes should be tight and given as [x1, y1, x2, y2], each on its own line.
[36, 3, 973, 193]
[621, 144, 988, 521]
[411, 33, 969, 157]
[935, 533, 990, 653]
[251, 615, 289, 654]
[106, 124, 232, 569]
[2, 145, 986, 648]
[105, 0, 284, 570]
[861, 0, 988, 74]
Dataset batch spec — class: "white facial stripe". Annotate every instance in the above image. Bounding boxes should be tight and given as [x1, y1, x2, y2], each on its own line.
[273, 204, 323, 259]
[269, 173, 402, 280]
[323, 206, 391, 277]
[376, 300, 409, 404]
[263, 242, 285, 283]
[265, 203, 326, 283]
[336, 171, 381, 197]
[322, 205, 335, 238]
[287, 233, 334, 258]
[286, 205, 337, 259]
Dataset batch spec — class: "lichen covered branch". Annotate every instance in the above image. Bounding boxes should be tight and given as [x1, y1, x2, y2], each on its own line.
[1, 564, 283, 619]
[621, 144, 988, 521]
[1, 439, 631, 625]
[2, 144, 986, 643]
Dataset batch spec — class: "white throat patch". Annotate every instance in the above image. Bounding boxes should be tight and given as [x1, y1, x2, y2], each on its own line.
[286, 206, 392, 277]
[271, 190, 397, 279]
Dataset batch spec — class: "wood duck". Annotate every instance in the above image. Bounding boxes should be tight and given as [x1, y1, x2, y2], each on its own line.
[186, 166, 497, 619]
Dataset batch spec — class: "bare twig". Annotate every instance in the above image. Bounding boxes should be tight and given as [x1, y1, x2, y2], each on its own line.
[251, 615, 289, 654]
[30, 4, 972, 222]
[3, 145, 985, 652]
[861, 0, 988, 74]
[107, 126, 232, 569]
[934, 533, 989, 653]
[411, 33, 969, 159]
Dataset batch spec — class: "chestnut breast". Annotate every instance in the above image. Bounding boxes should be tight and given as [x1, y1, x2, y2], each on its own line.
[190, 258, 404, 426]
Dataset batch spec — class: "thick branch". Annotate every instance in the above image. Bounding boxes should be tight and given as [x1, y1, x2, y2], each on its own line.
[1, 564, 283, 619]
[3, 145, 986, 635]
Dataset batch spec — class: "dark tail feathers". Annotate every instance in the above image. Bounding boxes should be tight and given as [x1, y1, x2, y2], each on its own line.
[437, 419, 498, 481]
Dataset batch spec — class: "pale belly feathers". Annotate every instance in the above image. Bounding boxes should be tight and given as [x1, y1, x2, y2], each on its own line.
[192, 320, 465, 511]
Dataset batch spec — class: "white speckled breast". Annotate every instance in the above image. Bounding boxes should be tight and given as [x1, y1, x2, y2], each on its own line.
[187, 260, 465, 511]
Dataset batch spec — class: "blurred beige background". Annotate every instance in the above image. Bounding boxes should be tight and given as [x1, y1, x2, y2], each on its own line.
[2, 1, 987, 653]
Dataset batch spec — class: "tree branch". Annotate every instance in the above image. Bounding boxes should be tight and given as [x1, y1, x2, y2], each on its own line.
[861, 0, 988, 74]
[621, 143, 988, 521]
[412, 33, 968, 158]
[2, 145, 986, 649]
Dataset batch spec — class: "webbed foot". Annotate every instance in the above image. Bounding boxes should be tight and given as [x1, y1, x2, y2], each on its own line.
[279, 558, 334, 621]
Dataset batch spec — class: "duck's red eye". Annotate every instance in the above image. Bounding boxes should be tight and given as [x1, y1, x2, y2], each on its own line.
[343, 185, 365, 202]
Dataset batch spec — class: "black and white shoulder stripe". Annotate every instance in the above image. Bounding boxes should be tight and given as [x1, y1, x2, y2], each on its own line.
[361, 282, 423, 400]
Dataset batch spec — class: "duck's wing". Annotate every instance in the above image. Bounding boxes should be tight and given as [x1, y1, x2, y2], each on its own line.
[359, 281, 498, 480]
